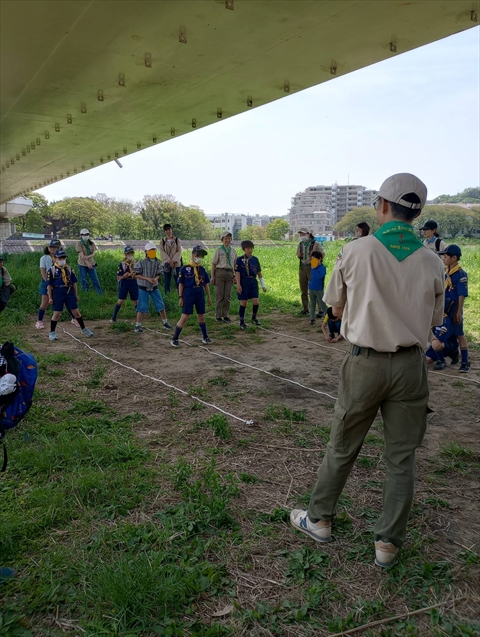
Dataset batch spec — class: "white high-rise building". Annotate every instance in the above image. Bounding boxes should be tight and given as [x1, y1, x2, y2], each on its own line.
[289, 184, 377, 233]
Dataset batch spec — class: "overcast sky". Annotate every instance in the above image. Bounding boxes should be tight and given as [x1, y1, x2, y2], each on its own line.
[39, 27, 480, 217]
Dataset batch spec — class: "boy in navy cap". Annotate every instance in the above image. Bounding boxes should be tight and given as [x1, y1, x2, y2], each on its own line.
[47, 249, 93, 341]
[110, 246, 139, 323]
[437, 244, 470, 372]
[235, 240, 266, 330]
[171, 246, 212, 347]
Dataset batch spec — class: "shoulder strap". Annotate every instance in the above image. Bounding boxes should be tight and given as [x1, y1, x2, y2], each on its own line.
[435, 238, 441, 251]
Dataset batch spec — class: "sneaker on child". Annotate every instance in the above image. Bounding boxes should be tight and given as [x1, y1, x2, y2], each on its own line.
[82, 328, 94, 337]
[49, 331, 58, 341]
[35, 321, 44, 330]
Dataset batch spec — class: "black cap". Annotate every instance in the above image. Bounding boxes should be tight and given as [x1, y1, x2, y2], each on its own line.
[163, 223, 172, 231]
[192, 245, 207, 257]
[54, 249, 67, 258]
[437, 244, 462, 258]
[124, 245, 135, 254]
[241, 240, 254, 249]
[420, 220, 438, 231]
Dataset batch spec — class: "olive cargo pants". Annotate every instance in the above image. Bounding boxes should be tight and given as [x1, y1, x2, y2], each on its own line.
[299, 264, 311, 312]
[308, 344, 428, 548]
[214, 268, 234, 319]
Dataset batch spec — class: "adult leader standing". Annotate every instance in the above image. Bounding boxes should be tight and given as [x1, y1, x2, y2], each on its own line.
[296, 227, 324, 315]
[211, 231, 237, 323]
[159, 224, 183, 294]
[421, 220, 446, 254]
[76, 229, 103, 294]
[290, 174, 445, 569]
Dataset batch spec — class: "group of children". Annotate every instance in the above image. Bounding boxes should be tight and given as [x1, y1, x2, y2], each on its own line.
[7, 233, 468, 371]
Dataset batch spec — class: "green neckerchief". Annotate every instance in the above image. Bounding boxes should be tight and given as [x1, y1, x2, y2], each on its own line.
[374, 221, 423, 261]
[81, 238, 92, 255]
[220, 245, 232, 267]
[303, 237, 313, 262]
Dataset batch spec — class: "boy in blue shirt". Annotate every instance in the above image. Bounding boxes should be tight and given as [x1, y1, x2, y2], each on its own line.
[425, 315, 459, 369]
[235, 240, 266, 330]
[171, 246, 212, 347]
[111, 246, 139, 323]
[47, 249, 93, 341]
[437, 244, 470, 372]
[308, 251, 328, 325]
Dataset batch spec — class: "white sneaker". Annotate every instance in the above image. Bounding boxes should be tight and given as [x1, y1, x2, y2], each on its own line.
[374, 541, 398, 568]
[35, 320, 44, 330]
[290, 509, 332, 543]
[49, 331, 58, 341]
[82, 328, 94, 337]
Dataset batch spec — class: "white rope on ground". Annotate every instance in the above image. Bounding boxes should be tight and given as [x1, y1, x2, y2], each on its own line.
[62, 329, 254, 425]
[259, 326, 480, 386]
[139, 324, 193, 347]
[258, 325, 347, 354]
[198, 345, 337, 401]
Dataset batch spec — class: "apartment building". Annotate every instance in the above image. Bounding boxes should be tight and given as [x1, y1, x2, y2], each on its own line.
[289, 184, 377, 232]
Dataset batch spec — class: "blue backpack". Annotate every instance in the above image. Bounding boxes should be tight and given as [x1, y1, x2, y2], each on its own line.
[0, 343, 38, 471]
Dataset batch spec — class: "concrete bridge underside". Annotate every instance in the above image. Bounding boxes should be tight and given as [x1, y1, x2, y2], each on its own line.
[1, 0, 478, 203]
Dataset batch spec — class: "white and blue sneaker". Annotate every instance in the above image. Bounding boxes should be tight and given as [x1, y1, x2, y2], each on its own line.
[374, 541, 398, 568]
[49, 331, 58, 341]
[290, 509, 332, 543]
[82, 328, 94, 337]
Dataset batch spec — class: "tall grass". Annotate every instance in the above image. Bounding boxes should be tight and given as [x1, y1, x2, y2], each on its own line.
[1, 242, 478, 345]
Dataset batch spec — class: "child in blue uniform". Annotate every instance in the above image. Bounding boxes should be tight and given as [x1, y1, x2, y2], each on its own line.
[235, 240, 267, 330]
[437, 244, 470, 372]
[425, 315, 459, 369]
[47, 249, 93, 341]
[171, 246, 212, 347]
[308, 250, 328, 325]
[110, 246, 139, 323]
[321, 307, 343, 343]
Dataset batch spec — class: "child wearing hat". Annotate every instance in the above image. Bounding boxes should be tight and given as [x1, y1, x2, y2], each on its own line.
[47, 249, 93, 341]
[421, 220, 446, 254]
[171, 246, 212, 347]
[297, 228, 325, 315]
[235, 241, 266, 330]
[159, 224, 183, 294]
[35, 239, 80, 329]
[437, 244, 470, 372]
[133, 242, 173, 333]
[211, 231, 237, 322]
[110, 246, 139, 323]
[308, 250, 328, 325]
[75, 229, 103, 294]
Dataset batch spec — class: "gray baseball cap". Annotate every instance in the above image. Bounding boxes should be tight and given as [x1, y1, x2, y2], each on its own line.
[377, 173, 427, 210]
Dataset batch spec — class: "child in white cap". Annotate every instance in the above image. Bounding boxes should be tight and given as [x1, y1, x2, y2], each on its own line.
[132, 243, 173, 333]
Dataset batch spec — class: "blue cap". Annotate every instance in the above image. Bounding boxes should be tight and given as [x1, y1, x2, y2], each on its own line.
[437, 244, 462, 258]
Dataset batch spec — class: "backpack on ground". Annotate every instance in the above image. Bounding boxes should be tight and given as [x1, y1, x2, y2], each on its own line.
[0, 342, 38, 471]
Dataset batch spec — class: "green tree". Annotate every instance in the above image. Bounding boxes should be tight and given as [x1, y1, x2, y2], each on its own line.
[238, 226, 254, 241]
[50, 197, 110, 237]
[24, 209, 48, 233]
[334, 207, 377, 235]
[266, 219, 289, 241]
[414, 205, 474, 238]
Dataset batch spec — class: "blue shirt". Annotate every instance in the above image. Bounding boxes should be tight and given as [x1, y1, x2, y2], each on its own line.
[117, 260, 137, 281]
[235, 255, 262, 281]
[309, 264, 326, 291]
[46, 266, 77, 289]
[178, 264, 210, 289]
[445, 268, 468, 314]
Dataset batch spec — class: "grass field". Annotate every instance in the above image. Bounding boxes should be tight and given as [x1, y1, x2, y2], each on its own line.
[0, 242, 479, 637]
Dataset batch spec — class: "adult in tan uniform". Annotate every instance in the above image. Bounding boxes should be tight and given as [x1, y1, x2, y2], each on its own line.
[296, 228, 324, 315]
[75, 229, 103, 294]
[159, 224, 183, 294]
[211, 231, 238, 323]
[290, 174, 445, 568]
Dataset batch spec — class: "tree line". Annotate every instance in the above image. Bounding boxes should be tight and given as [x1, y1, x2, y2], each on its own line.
[17, 193, 291, 241]
[335, 204, 480, 238]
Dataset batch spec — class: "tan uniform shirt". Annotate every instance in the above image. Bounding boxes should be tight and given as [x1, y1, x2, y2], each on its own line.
[297, 240, 325, 265]
[324, 235, 445, 351]
[159, 236, 182, 267]
[423, 238, 447, 253]
[76, 240, 97, 267]
[211, 246, 238, 271]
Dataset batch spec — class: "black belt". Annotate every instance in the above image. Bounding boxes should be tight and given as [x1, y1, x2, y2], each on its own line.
[349, 344, 419, 358]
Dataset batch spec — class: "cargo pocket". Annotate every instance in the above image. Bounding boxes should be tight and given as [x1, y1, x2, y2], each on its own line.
[330, 403, 347, 452]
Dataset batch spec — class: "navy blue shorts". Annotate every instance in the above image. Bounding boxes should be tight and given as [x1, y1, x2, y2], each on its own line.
[118, 279, 139, 301]
[182, 288, 206, 315]
[237, 278, 259, 301]
[445, 313, 464, 337]
[52, 288, 78, 312]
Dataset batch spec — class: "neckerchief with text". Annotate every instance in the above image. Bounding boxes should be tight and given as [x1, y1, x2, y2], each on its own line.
[374, 221, 423, 262]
